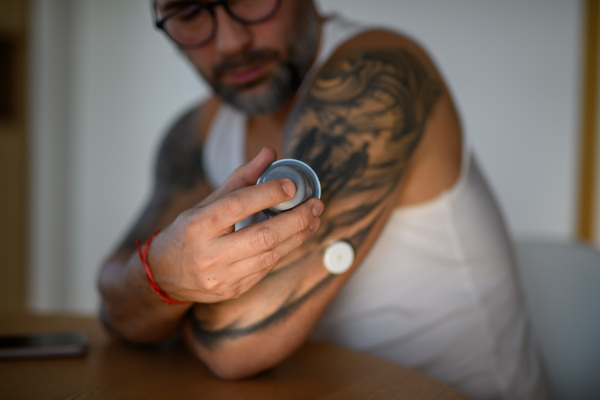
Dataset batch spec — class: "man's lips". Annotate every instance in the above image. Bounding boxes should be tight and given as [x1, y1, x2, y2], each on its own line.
[223, 62, 268, 87]
[214, 49, 279, 88]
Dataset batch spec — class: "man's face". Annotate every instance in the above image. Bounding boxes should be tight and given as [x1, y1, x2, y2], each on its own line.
[156, 0, 319, 116]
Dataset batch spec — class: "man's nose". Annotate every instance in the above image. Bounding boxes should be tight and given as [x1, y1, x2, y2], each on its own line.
[213, 7, 252, 55]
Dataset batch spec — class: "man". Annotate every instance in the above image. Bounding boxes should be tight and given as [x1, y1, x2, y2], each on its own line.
[98, 1, 548, 398]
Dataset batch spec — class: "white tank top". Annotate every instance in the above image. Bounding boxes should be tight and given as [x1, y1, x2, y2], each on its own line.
[202, 16, 548, 400]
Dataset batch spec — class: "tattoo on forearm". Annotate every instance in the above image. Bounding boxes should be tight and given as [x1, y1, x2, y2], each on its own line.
[188, 275, 335, 349]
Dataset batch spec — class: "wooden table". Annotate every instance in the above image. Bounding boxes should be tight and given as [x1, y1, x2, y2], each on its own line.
[0, 314, 468, 399]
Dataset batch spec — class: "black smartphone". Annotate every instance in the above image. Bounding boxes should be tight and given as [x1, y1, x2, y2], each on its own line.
[0, 331, 88, 359]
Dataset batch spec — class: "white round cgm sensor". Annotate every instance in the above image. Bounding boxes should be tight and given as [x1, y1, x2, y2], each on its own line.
[323, 240, 355, 274]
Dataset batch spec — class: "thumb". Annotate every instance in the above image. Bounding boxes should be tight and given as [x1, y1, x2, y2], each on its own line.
[234, 146, 278, 188]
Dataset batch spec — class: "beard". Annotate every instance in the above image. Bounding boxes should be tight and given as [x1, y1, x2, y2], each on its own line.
[208, 8, 319, 116]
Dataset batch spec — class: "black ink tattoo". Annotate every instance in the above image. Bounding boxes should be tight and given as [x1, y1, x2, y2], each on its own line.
[285, 48, 441, 249]
[116, 108, 206, 252]
[188, 275, 336, 349]
[189, 47, 442, 348]
[155, 123, 205, 192]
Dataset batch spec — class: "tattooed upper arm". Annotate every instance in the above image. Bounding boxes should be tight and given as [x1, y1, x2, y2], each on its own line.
[284, 47, 441, 248]
[115, 107, 209, 253]
[154, 109, 206, 192]
[186, 46, 443, 350]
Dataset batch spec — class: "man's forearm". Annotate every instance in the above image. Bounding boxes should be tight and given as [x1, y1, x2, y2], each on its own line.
[181, 260, 342, 379]
[98, 252, 191, 344]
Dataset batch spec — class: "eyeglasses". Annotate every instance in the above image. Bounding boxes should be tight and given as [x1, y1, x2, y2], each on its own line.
[153, 0, 282, 49]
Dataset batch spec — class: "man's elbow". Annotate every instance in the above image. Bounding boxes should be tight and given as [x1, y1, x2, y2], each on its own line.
[183, 321, 294, 380]
[209, 362, 261, 381]
[186, 336, 285, 380]
[200, 352, 275, 381]
[99, 305, 179, 346]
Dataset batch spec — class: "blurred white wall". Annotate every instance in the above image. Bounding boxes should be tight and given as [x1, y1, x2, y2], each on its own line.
[28, 0, 584, 314]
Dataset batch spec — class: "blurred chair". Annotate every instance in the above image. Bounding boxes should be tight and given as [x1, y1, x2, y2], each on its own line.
[515, 239, 600, 400]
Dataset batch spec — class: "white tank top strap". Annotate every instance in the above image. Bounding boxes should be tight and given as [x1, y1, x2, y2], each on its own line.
[202, 103, 247, 189]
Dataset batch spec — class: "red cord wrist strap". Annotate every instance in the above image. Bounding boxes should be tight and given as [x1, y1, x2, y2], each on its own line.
[136, 230, 188, 305]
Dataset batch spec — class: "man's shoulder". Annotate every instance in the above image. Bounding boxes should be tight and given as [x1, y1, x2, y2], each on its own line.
[335, 25, 423, 52]
[289, 24, 462, 208]
[323, 27, 439, 78]
[153, 98, 222, 188]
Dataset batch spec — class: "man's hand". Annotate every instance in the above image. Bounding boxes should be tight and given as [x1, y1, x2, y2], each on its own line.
[147, 147, 324, 304]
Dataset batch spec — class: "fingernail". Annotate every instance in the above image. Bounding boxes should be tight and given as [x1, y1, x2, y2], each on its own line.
[282, 180, 296, 197]
[252, 147, 267, 162]
[312, 200, 324, 217]
[310, 218, 321, 232]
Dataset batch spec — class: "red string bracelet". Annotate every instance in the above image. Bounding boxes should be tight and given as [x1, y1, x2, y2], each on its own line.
[136, 230, 188, 305]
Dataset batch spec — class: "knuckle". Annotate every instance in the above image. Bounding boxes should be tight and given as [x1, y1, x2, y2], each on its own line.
[295, 209, 312, 228]
[195, 256, 222, 290]
[258, 249, 280, 268]
[221, 194, 245, 218]
[201, 210, 220, 229]
[253, 227, 277, 250]
[202, 276, 221, 292]
[283, 211, 309, 234]
[285, 233, 306, 255]
[291, 230, 308, 246]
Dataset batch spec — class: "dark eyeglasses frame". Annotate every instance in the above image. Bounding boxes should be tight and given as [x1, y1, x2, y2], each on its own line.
[153, 0, 282, 49]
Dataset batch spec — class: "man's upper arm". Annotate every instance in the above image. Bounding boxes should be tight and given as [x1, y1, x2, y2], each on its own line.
[187, 42, 444, 350]
[113, 106, 212, 255]
[283, 44, 442, 249]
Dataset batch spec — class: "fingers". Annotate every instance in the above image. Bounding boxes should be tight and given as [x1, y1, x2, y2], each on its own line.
[215, 197, 323, 270]
[238, 147, 278, 186]
[211, 147, 277, 200]
[177, 198, 323, 303]
[206, 177, 300, 231]
[209, 213, 322, 300]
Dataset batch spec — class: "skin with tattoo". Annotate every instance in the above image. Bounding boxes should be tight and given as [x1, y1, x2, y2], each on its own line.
[98, 0, 462, 379]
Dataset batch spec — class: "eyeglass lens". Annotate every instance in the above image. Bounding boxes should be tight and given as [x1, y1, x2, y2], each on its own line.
[157, 0, 280, 48]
